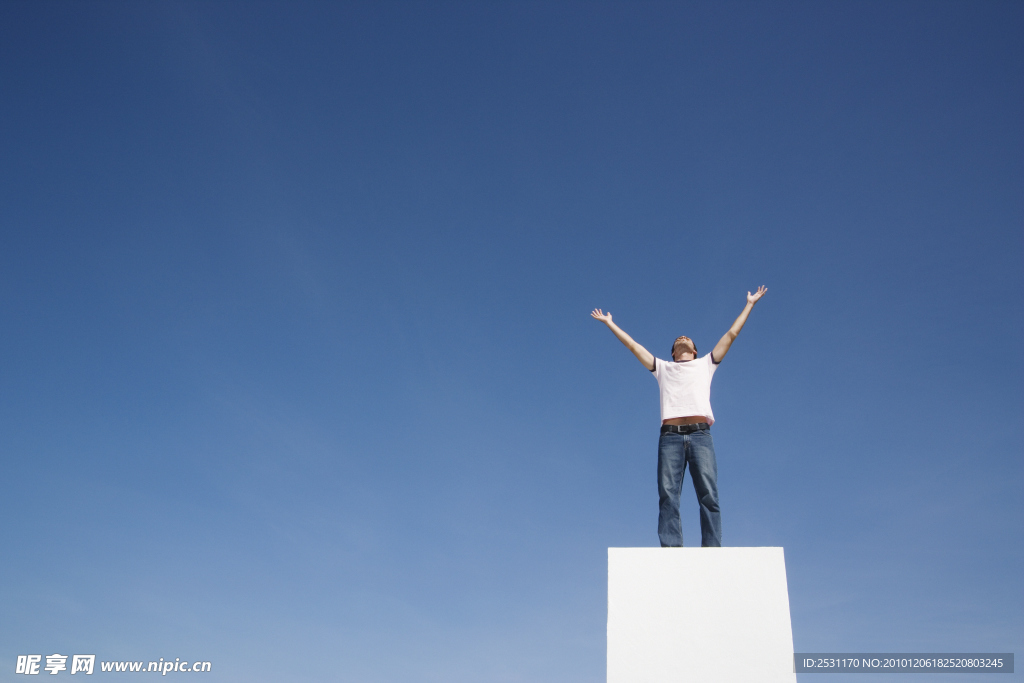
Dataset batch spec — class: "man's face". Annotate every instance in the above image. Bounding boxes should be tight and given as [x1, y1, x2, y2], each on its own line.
[672, 336, 696, 360]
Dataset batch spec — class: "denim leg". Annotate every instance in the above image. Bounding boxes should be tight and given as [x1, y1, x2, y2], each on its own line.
[687, 429, 722, 547]
[657, 433, 686, 547]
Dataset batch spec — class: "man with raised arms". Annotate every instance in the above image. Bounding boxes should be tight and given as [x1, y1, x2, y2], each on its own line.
[591, 286, 767, 547]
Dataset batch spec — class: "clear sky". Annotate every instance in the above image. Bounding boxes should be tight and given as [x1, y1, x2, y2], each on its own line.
[1, 2, 1021, 682]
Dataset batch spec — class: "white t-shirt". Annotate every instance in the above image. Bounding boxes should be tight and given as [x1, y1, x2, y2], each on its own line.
[651, 353, 719, 424]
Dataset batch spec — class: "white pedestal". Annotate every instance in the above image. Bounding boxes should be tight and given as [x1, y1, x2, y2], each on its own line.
[607, 547, 797, 683]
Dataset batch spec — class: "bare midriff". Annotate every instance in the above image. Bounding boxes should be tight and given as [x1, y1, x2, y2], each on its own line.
[662, 416, 708, 426]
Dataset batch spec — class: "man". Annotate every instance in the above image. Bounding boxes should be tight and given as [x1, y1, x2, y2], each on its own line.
[591, 286, 767, 547]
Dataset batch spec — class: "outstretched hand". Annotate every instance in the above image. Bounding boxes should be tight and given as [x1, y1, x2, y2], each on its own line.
[591, 308, 613, 324]
[747, 285, 767, 305]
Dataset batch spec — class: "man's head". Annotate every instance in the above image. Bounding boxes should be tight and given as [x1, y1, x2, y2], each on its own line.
[671, 335, 697, 361]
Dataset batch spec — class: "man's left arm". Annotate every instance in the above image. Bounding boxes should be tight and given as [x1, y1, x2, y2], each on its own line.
[712, 285, 767, 363]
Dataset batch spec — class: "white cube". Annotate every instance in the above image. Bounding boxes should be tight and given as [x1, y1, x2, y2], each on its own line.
[608, 547, 797, 683]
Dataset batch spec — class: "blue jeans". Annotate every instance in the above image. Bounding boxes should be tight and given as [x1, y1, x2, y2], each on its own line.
[657, 428, 721, 547]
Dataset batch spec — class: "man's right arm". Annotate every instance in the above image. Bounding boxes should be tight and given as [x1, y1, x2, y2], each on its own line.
[590, 309, 655, 371]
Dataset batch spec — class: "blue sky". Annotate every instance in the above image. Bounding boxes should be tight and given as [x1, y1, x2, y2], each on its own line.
[1, 1, 1021, 681]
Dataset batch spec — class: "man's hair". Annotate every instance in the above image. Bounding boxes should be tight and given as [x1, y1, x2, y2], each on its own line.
[671, 336, 697, 359]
